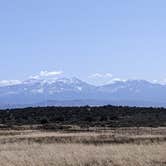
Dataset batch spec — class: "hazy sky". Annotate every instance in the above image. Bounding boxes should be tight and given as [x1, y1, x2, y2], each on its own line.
[0, 0, 166, 85]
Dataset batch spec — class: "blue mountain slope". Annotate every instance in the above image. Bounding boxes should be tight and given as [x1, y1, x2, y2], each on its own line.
[0, 78, 166, 108]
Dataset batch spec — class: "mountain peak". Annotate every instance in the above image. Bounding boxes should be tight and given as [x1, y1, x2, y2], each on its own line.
[1, 77, 166, 108]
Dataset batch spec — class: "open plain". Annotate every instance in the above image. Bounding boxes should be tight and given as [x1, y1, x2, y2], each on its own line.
[0, 126, 165, 166]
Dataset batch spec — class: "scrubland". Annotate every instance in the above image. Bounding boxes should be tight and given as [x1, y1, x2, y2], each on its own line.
[0, 127, 165, 166]
[0, 106, 166, 165]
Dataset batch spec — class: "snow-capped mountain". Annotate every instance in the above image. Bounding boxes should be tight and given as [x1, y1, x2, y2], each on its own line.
[0, 77, 96, 105]
[98, 80, 166, 102]
[1, 77, 166, 108]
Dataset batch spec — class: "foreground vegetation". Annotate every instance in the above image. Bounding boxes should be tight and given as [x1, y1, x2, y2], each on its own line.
[0, 127, 165, 166]
[0, 106, 166, 165]
[1, 141, 166, 166]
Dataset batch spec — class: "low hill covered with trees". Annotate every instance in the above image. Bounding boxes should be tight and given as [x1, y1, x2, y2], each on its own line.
[0, 105, 166, 128]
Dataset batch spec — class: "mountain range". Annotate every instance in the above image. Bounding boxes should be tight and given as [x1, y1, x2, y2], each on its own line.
[0, 77, 166, 108]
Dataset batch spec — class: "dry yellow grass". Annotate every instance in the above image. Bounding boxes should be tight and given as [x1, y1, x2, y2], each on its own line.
[0, 132, 166, 145]
[0, 142, 166, 166]
[0, 128, 165, 166]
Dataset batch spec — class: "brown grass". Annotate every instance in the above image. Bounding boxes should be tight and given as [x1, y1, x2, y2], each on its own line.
[0, 128, 165, 166]
[0, 142, 166, 166]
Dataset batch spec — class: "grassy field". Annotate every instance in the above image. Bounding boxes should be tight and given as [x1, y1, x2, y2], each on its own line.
[0, 127, 166, 166]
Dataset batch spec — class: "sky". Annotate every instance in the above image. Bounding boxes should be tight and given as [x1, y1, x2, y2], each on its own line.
[0, 0, 166, 85]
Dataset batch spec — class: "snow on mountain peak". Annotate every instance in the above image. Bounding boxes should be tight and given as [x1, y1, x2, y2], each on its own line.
[1, 76, 166, 107]
[0, 80, 22, 87]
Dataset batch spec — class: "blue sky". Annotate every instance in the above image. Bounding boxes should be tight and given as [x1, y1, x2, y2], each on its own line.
[0, 0, 166, 85]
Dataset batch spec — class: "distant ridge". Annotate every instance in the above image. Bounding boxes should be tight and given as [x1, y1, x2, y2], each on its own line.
[0, 77, 166, 108]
